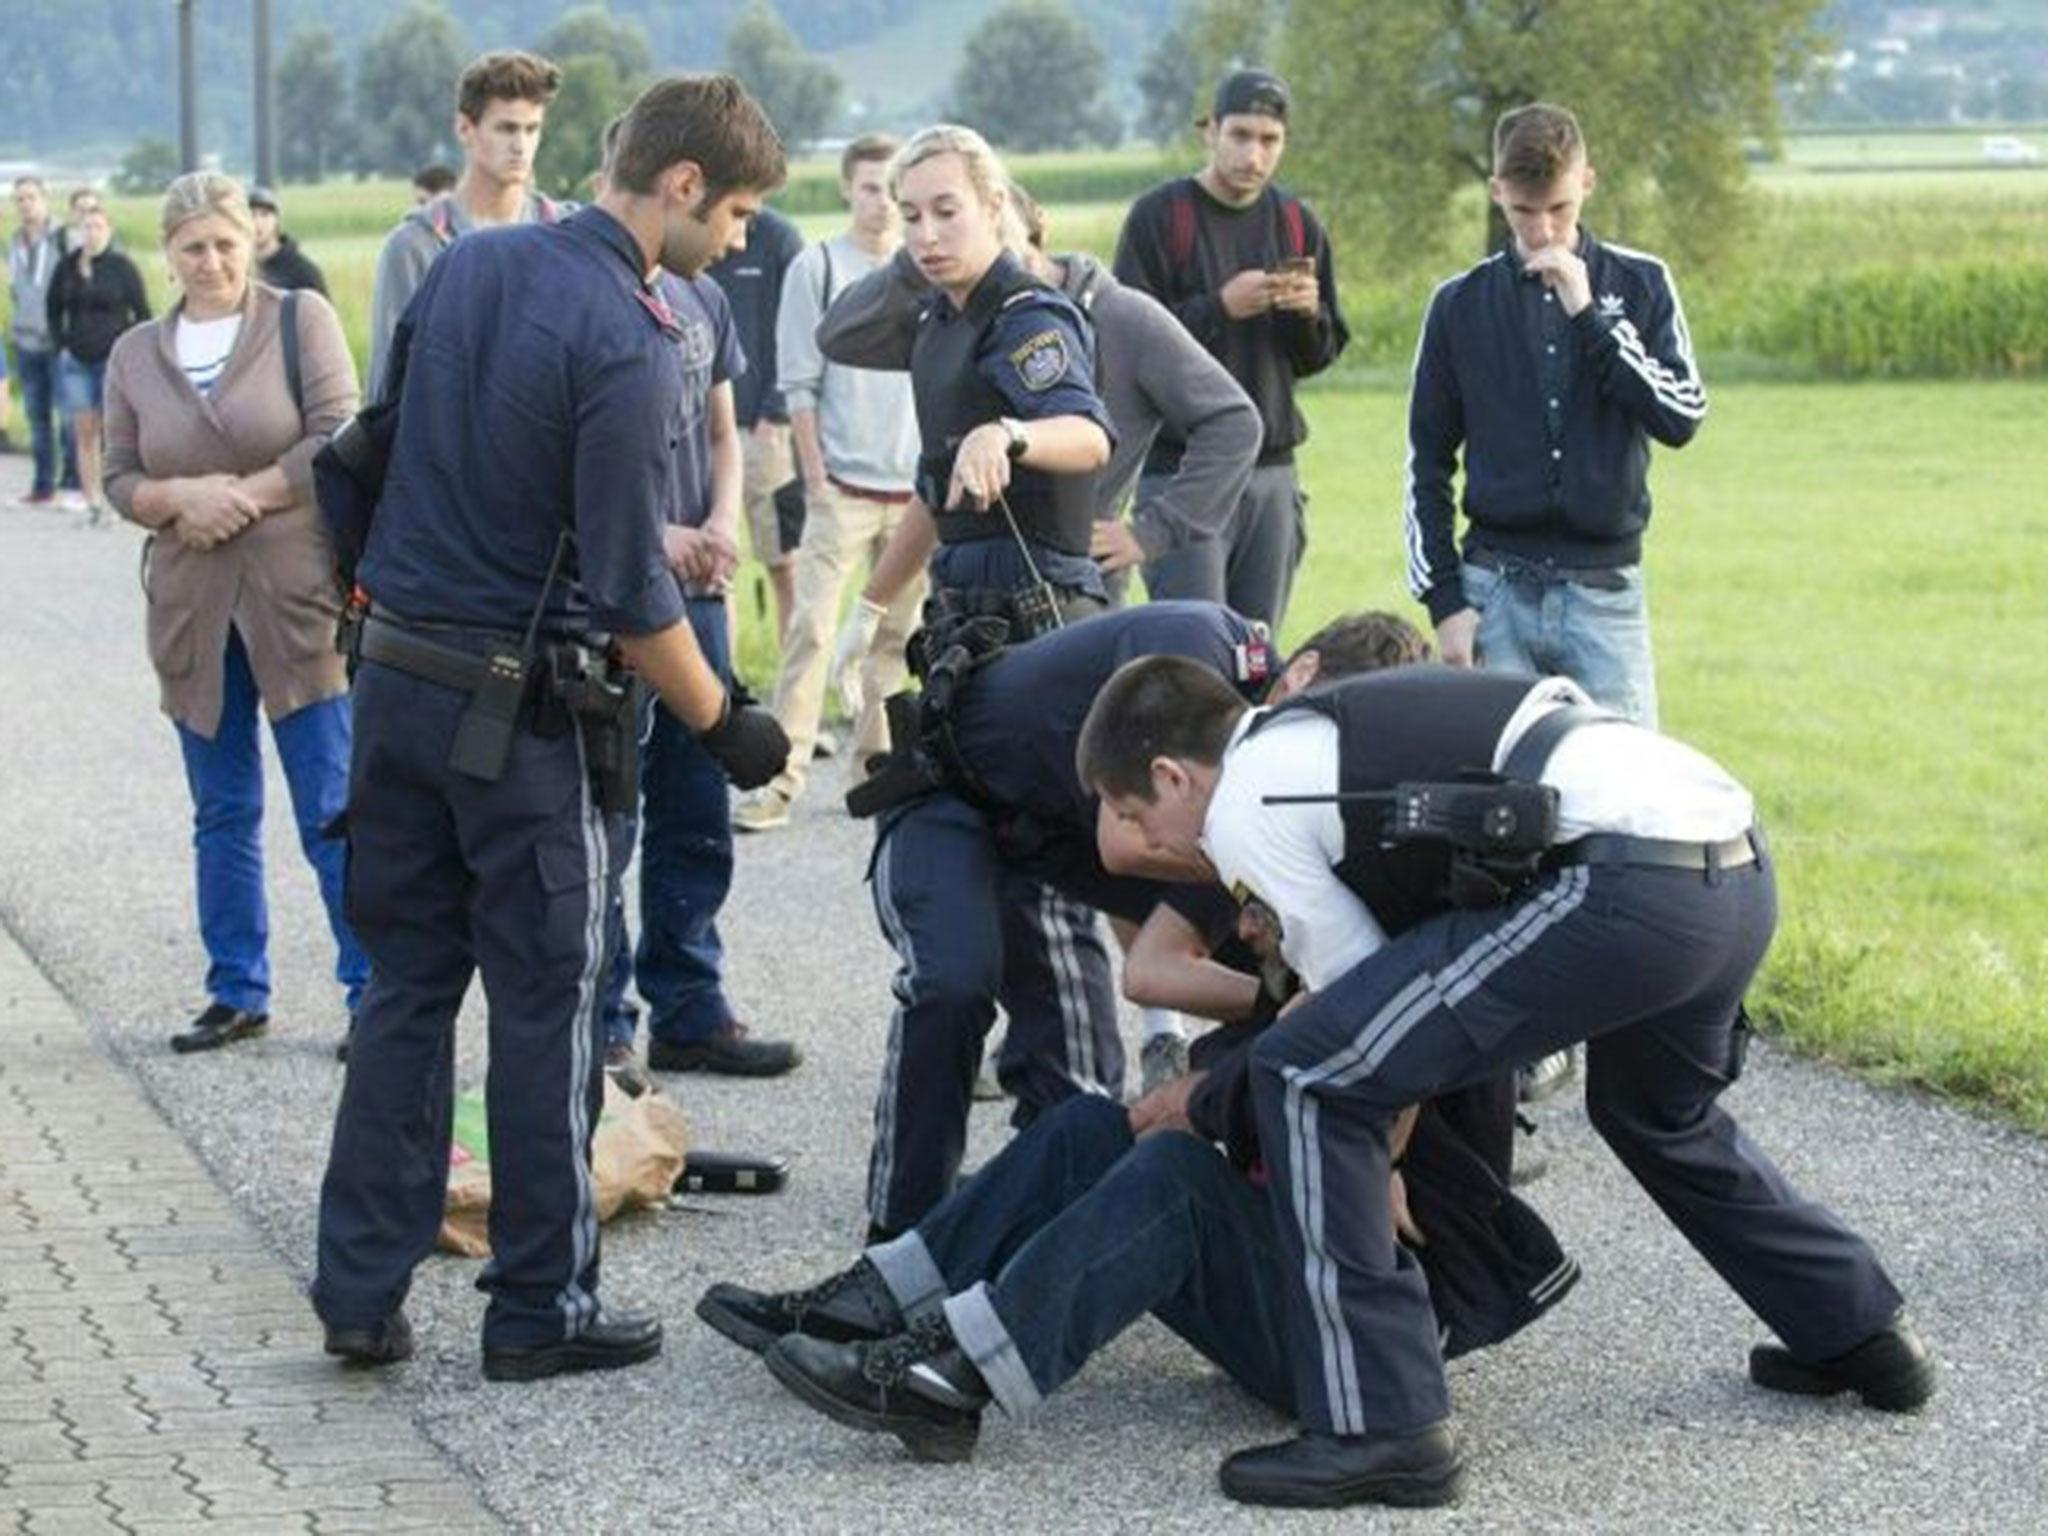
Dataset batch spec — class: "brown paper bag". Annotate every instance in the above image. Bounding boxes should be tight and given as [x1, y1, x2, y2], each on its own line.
[438, 1079, 690, 1258]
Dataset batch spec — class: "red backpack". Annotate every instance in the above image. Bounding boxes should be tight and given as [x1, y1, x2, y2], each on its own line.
[1164, 178, 1307, 269]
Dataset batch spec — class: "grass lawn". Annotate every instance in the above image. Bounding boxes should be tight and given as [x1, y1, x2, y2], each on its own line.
[1278, 378, 2048, 1128]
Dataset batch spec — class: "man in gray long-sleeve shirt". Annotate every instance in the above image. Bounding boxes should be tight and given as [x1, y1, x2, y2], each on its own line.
[365, 51, 563, 401]
[733, 137, 924, 833]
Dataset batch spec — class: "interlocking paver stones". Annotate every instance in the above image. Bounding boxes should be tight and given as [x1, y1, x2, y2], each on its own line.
[0, 931, 498, 1534]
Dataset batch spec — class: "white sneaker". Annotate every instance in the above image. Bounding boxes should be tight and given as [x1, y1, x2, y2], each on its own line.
[732, 786, 794, 833]
[56, 489, 89, 511]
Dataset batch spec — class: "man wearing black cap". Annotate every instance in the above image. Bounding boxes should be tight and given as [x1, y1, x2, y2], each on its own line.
[1113, 68, 1348, 629]
[248, 187, 328, 298]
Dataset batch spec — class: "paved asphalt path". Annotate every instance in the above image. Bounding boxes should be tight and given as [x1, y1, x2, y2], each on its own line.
[1, 454, 2043, 1533]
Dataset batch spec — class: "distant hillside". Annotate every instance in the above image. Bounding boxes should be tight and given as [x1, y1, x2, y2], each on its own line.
[0, 0, 1178, 163]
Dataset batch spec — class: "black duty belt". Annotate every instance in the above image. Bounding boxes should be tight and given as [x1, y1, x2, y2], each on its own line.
[1548, 828, 1762, 874]
[1467, 546, 1629, 592]
[356, 614, 507, 694]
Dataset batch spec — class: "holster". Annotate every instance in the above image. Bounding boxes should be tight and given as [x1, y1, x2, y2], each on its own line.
[546, 641, 642, 816]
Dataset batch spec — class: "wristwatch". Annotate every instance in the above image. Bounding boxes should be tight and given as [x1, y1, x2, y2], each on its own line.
[999, 417, 1030, 461]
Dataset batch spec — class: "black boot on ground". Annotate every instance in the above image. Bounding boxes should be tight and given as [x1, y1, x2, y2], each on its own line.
[1749, 1315, 1935, 1411]
[697, 1256, 904, 1355]
[1218, 1423, 1464, 1509]
[765, 1312, 989, 1464]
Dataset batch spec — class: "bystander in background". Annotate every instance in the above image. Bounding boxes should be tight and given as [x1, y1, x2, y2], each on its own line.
[47, 199, 148, 523]
[101, 172, 366, 1057]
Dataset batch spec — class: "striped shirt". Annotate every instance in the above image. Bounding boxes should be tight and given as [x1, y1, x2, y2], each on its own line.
[175, 313, 241, 397]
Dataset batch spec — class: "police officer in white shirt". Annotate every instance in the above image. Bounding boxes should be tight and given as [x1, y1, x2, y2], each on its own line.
[1076, 659, 1931, 1509]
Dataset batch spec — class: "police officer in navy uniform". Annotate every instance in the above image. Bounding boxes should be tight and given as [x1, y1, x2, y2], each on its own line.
[311, 76, 792, 1382]
[1076, 660, 1933, 1507]
[810, 125, 1127, 1237]
[841, 600, 1271, 1238]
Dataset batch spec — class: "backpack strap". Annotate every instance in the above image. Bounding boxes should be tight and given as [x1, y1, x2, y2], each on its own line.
[280, 289, 303, 422]
[427, 196, 455, 249]
[1280, 193, 1306, 259]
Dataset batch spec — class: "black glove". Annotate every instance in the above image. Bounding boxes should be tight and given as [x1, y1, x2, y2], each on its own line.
[698, 693, 790, 790]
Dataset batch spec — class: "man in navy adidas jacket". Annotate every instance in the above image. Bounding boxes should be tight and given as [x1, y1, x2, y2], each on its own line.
[1404, 102, 1705, 729]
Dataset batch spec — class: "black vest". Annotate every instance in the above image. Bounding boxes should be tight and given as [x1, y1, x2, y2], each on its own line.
[911, 252, 1100, 557]
[1251, 665, 1538, 935]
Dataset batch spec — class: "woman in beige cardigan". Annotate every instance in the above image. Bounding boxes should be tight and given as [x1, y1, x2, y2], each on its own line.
[103, 173, 367, 1056]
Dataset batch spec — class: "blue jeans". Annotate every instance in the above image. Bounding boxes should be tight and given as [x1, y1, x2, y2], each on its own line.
[1463, 556, 1659, 727]
[10, 344, 76, 495]
[173, 627, 368, 1015]
[605, 595, 734, 1047]
[865, 1094, 1296, 1419]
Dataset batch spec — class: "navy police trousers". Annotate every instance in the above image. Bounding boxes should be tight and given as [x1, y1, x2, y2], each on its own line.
[312, 655, 624, 1351]
[866, 790, 1124, 1234]
[1251, 852, 1907, 1436]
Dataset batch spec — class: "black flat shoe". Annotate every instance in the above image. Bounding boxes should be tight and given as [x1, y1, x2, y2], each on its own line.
[482, 1309, 663, 1383]
[1219, 1424, 1465, 1509]
[324, 1310, 414, 1367]
[1750, 1316, 1935, 1411]
[170, 1002, 269, 1054]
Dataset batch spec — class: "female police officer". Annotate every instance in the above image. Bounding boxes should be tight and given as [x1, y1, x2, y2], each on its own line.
[840, 124, 1115, 641]
[814, 126, 1128, 1240]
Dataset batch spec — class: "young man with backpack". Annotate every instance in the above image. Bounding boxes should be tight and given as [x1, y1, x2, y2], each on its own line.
[365, 51, 563, 400]
[1112, 68, 1349, 628]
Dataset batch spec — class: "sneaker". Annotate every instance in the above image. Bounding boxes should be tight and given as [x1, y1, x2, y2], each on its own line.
[1139, 1033, 1191, 1097]
[813, 727, 840, 760]
[765, 1312, 989, 1463]
[696, 1256, 904, 1356]
[1517, 1047, 1578, 1104]
[18, 489, 56, 507]
[733, 786, 793, 833]
[604, 1042, 652, 1097]
[56, 489, 88, 511]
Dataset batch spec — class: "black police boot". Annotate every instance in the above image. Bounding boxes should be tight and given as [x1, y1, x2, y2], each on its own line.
[1218, 1424, 1464, 1509]
[169, 1002, 269, 1054]
[1749, 1316, 1934, 1412]
[482, 1309, 663, 1383]
[323, 1310, 414, 1367]
[765, 1312, 989, 1464]
[697, 1257, 904, 1356]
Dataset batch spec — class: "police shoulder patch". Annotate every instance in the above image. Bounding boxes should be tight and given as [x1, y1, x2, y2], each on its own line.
[1009, 328, 1071, 393]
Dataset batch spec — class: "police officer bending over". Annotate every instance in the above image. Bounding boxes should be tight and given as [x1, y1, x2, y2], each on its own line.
[694, 613, 1581, 1472]
[312, 75, 791, 1382]
[1072, 659, 1933, 1506]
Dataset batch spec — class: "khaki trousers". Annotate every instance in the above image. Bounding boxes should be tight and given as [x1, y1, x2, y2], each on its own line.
[768, 482, 926, 800]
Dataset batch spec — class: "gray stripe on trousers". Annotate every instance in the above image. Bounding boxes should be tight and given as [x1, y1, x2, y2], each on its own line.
[1283, 869, 1591, 1432]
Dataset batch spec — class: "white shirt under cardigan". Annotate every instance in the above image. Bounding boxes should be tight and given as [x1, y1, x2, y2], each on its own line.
[1200, 677, 1754, 993]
